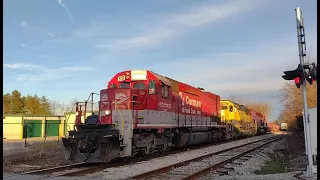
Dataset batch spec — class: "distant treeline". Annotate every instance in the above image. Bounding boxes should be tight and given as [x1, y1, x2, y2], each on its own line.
[3, 90, 52, 116]
[3, 90, 98, 116]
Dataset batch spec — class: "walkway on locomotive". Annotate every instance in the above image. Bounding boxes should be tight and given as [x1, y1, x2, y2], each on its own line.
[103, 70, 224, 130]
[220, 100, 256, 136]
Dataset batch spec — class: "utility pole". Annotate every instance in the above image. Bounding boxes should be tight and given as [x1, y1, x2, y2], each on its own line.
[295, 7, 314, 176]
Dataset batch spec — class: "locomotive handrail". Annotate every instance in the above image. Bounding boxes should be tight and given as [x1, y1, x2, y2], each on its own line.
[128, 101, 135, 133]
[113, 101, 125, 141]
[65, 103, 76, 136]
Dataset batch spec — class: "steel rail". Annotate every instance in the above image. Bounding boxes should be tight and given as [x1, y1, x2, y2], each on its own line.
[129, 135, 285, 180]
[58, 164, 107, 177]
[3, 162, 86, 179]
[23, 162, 103, 180]
[182, 135, 284, 180]
[23, 162, 86, 175]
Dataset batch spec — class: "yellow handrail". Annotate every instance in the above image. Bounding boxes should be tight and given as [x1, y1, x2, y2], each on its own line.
[127, 101, 135, 135]
[113, 101, 125, 141]
[111, 100, 137, 142]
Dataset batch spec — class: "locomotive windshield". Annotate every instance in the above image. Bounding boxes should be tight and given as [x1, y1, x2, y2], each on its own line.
[221, 105, 227, 110]
[148, 80, 156, 94]
[133, 82, 145, 90]
[110, 84, 117, 88]
[120, 82, 130, 88]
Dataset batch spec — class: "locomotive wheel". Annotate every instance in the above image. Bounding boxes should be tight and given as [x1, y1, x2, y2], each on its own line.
[141, 149, 148, 157]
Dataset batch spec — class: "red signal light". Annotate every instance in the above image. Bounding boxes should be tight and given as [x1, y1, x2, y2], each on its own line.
[294, 77, 301, 88]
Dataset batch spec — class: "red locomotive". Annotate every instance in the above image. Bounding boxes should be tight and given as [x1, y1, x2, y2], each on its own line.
[250, 109, 267, 135]
[62, 70, 246, 163]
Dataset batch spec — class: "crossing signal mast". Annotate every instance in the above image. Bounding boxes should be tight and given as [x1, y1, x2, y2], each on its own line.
[282, 7, 317, 176]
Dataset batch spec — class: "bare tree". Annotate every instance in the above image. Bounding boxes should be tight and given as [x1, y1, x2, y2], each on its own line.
[49, 100, 68, 115]
[68, 96, 100, 113]
[228, 95, 244, 104]
[66, 98, 80, 112]
[244, 102, 272, 121]
[226, 95, 272, 121]
[278, 81, 317, 128]
[49, 100, 58, 115]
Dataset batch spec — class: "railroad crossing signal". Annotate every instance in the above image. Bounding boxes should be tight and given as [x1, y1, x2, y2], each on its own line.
[282, 63, 317, 88]
[282, 64, 305, 88]
[305, 63, 317, 84]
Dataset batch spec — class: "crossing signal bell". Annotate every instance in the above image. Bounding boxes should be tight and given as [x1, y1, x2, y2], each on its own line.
[282, 64, 304, 88]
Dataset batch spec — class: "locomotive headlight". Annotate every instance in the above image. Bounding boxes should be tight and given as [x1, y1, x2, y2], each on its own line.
[75, 111, 80, 116]
[105, 110, 111, 116]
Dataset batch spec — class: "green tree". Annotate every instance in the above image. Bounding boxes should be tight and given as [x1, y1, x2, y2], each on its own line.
[10, 90, 24, 114]
[3, 90, 53, 116]
[40, 96, 52, 115]
[3, 93, 12, 114]
[23, 95, 41, 114]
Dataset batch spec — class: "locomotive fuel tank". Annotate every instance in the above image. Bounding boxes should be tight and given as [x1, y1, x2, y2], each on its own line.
[186, 132, 210, 146]
[172, 131, 211, 147]
[191, 127, 209, 132]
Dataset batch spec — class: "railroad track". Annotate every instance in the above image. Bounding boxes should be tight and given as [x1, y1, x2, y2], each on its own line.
[129, 135, 285, 180]
[3, 134, 281, 180]
[24, 162, 103, 178]
[3, 162, 100, 179]
[4, 161, 122, 179]
[3, 135, 261, 179]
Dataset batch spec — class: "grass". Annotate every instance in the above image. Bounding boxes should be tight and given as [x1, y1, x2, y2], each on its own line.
[254, 131, 308, 175]
[255, 150, 292, 174]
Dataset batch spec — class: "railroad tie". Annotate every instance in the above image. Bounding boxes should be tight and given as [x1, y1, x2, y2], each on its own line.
[231, 161, 243, 165]
[243, 155, 253, 158]
[216, 168, 229, 175]
[239, 157, 250, 161]
[223, 165, 235, 170]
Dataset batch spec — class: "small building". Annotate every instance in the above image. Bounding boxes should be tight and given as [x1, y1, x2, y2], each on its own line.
[3, 112, 93, 140]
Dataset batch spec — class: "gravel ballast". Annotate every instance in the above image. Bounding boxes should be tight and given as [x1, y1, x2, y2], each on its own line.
[202, 135, 317, 180]
[87, 134, 277, 179]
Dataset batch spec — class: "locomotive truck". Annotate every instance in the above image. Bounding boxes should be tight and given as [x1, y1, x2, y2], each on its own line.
[62, 70, 263, 163]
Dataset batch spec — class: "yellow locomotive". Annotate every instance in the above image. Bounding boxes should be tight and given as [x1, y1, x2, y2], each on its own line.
[220, 100, 257, 136]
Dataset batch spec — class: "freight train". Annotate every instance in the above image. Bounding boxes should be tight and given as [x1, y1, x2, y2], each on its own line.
[62, 70, 267, 163]
[268, 123, 280, 132]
